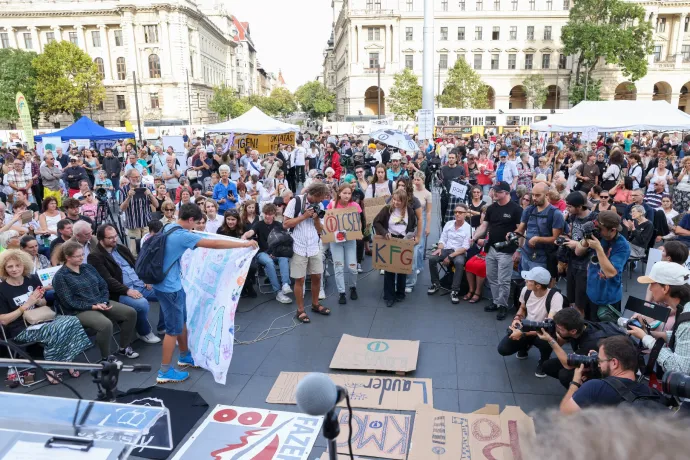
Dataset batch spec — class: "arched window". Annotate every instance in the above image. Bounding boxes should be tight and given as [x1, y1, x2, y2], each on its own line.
[148, 54, 161, 78]
[94, 58, 105, 79]
[116, 57, 126, 80]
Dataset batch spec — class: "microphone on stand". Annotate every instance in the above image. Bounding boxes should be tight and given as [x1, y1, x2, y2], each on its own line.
[296, 373, 353, 460]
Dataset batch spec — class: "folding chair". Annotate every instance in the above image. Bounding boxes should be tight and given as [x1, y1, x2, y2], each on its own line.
[0, 324, 46, 388]
[256, 261, 281, 295]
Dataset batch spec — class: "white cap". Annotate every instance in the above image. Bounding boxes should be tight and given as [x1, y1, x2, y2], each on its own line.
[638, 261, 690, 286]
[521, 267, 551, 286]
[390, 152, 402, 161]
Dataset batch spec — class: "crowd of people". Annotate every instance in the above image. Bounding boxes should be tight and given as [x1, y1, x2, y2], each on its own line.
[0, 129, 688, 412]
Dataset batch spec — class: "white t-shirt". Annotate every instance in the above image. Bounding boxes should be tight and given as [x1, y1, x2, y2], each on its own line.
[292, 147, 306, 166]
[520, 287, 564, 321]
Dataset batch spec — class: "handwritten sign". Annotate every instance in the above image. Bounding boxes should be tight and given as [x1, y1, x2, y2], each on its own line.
[267, 372, 433, 411]
[232, 132, 296, 154]
[172, 406, 323, 460]
[330, 334, 420, 373]
[373, 236, 415, 275]
[322, 207, 363, 243]
[337, 410, 412, 459]
[363, 196, 388, 222]
[449, 181, 468, 200]
[408, 405, 535, 460]
[180, 233, 258, 384]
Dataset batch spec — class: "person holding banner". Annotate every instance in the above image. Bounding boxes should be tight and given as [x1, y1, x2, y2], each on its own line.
[326, 184, 362, 304]
[373, 189, 420, 308]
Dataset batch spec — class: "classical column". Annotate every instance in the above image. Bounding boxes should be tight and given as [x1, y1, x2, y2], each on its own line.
[51, 25, 62, 41]
[121, 11, 139, 79]
[28, 26, 40, 52]
[158, 12, 171, 79]
[5, 27, 17, 49]
[75, 25, 86, 49]
[676, 13, 687, 66]
[98, 24, 112, 80]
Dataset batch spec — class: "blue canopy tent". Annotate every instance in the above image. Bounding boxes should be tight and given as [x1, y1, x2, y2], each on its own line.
[34, 116, 135, 141]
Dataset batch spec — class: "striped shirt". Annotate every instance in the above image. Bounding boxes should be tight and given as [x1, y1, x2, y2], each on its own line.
[283, 195, 323, 257]
[119, 184, 154, 229]
[5, 170, 32, 192]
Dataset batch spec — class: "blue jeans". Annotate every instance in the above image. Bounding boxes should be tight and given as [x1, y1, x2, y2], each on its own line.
[329, 240, 357, 293]
[117, 286, 158, 336]
[256, 252, 290, 292]
[154, 288, 186, 336]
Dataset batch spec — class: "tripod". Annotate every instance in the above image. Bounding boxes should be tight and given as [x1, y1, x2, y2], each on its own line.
[95, 196, 125, 243]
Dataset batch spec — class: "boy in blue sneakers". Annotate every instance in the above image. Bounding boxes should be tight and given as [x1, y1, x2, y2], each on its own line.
[154, 203, 258, 383]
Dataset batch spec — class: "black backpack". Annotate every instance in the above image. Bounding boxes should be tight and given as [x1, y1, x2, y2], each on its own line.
[602, 377, 670, 412]
[134, 224, 183, 284]
[523, 288, 560, 314]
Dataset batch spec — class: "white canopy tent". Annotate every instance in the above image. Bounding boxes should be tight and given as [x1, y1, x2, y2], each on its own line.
[205, 107, 300, 134]
[530, 101, 690, 132]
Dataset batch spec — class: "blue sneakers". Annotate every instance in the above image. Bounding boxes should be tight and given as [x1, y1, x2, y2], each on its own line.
[177, 354, 199, 368]
[157, 368, 189, 384]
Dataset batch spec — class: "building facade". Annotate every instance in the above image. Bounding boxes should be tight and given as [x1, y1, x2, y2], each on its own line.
[328, 0, 690, 120]
[0, 0, 268, 129]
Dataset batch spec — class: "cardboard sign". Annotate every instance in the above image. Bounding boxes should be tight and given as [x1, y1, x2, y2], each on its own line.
[449, 181, 468, 200]
[172, 405, 323, 460]
[233, 132, 296, 154]
[363, 196, 388, 222]
[336, 410, 411, 459]
[320, 455, 366, 460]
[266, 372, 433, 411]
[322, 207, 363, 244]
[372, 236, 415, 275]
[408, 405, 535, 460]
[330, 334, 419, 373]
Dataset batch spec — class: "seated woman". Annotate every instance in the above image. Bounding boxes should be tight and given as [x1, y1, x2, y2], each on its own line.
[53, 241, 140, 364]
[38, 196, 65, 243]
[218, 209, 257, 297]
[0, 230, 20, 253]
[625, 204, 654, 258]
[0, 249, 90, 384]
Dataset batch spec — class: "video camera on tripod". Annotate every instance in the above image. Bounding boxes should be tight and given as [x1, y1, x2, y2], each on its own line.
[94, 187, 109, 203]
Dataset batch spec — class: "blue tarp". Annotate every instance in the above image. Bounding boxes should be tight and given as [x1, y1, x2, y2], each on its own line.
[34, 116, 135, 141]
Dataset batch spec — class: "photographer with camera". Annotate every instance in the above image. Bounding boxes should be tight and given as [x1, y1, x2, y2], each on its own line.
[561, 192, 596, 313]
[498, 267, 564, 377]
[560, 336, 665, 414]
[574, 210, 630, 320]
[514, 183, 565, 285]
[628, 262, 690, 376]
[472, 181, 523, 320]
[537, 308, 627, 388]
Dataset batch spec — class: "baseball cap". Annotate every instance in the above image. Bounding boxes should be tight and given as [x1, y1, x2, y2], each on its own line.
[368, 143, 377, 149]
[521, 267, 551, 286]
[596, 210, 621, 231]
[69, 155, 78, 161]
[638, 261, 690, 286]
[499, 150, 508, 157]
[492, 181, 511, 193]
[565, 191, 587, 208]
[390, 152, 402, 161]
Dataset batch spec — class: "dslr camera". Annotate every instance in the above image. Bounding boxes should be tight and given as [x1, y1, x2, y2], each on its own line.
[617, 317, 651, 334]
[662, 372, 690, 400]
[306, 203, 325, 219]
[567, 352, 599, 369]
[94, 187, 108, 203]
[495, 232, 520, 250]
[581, 221, 600, 240]
[508, 318, 556, 336]
[555, 235, 567, 246]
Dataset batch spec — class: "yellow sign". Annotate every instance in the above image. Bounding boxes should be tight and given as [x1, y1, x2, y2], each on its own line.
[15, 92, 34, 150]
[232, 132, 295, 154]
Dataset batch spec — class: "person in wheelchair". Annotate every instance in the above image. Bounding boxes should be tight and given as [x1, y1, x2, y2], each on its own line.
[242, 203, 292, 304]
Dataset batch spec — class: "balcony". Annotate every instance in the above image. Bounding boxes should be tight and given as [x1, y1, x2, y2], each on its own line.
[363, 66, 386, 73]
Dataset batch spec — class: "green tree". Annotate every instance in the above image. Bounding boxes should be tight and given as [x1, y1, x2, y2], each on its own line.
[209, 85, 252, 119]
[568, 75, 603, 106]
[561, 0, 653, 82]
[269, 87, 297, 117]
[0, 49, 39, 125]
[438, 59, 489, 109]
[32, 41, 105, 119]
[294, 81, 335, 119]
[522, 74, 548, 109]
[388, 68, 422, 120]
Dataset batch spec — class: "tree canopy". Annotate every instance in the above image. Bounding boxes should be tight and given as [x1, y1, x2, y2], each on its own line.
[522, 74, 548, 109]
[438, 59, 489, 109]
[294, 81, 335, 119]
[561, 0, 653, 82]
[209, 85, 252, 120]
[388, 68, 422, 120]
[0, 49, 39, 125]
[32, 41, 105, 119]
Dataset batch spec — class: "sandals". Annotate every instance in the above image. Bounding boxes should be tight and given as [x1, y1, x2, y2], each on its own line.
[469, 293, 481, 303]
[311, 304, 331, 316]
[69, 370, 80, 378]
[46, 371, 62, 385]
[463, 291, 475, 301]
[296, 311, 311, 323]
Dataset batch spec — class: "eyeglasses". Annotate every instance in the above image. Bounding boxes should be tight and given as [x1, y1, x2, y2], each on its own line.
[454, 211, 466, 214]
[600, 196, 609, 199]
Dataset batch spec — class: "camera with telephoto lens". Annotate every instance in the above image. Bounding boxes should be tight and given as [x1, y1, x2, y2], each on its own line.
[495, 232, 520, 250]
[95, 187, 108, 203]
[662, 372, 690, 399]
[581, 221, 600, 240]
[428, 158, 441, 172]
[555, 236, 567, 246]
[307, 203, 325, 219]
[510, 318, 556, 336]
[567, 352, 599, 369]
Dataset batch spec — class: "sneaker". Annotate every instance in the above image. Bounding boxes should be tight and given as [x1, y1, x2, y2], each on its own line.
[157, 368, 190, 384]
[350, 287, 358, 300]
[416, 269, 421, 275]
[339, 293, 347, 304]
[496, 306, 508, 321]
[177, 354, 199, 368]
[156, 329, 167, 335]
[535, 361, 547, 378]
[357, 263, 363, 273]
[281, 283, 293, 295]
[405, 287, 413, 293]
[484, 304, 498, 312]
[516, 349, 529, 360]
[385, 299, 395, 308]
[427, 283, 440, 295]
[319, 289, 326, 300]
[138, 332, 162, 344]
[450, 291, 461, 304]
[116, 347, 139, 359]
[380, 269, 385, 275]
[276, 292, 292, 304]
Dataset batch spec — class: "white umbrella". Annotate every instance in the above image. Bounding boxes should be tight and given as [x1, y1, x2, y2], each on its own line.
[370, 129, 420, 152]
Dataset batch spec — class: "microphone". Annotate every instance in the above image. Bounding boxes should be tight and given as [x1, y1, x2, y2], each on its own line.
[296, 373, 346, 416]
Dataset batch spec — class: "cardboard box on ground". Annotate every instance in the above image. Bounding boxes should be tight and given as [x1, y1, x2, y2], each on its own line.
[330, 334, 420, 373]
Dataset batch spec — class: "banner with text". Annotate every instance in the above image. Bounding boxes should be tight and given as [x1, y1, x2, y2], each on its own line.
[180, 234, 258, 384]
[337, 410, 412, 459]
[232, 132, 296, 154]
[373, 236, 415, 275]
[172, 405, 323, 460]
[321, 207, 363, 243]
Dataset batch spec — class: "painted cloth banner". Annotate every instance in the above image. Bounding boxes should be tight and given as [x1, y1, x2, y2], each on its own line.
[232, 132, 296, 154]
[15, 92, 34, 150]
[95, 139, 116, 153]
[172, 405, 323, 460]
[180, 234, 258, 384]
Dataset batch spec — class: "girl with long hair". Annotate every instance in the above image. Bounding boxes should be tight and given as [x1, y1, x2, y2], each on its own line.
[366, 164, 393, 198]
[327, 183, 362, 304]
[239, 199, 258, 228]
